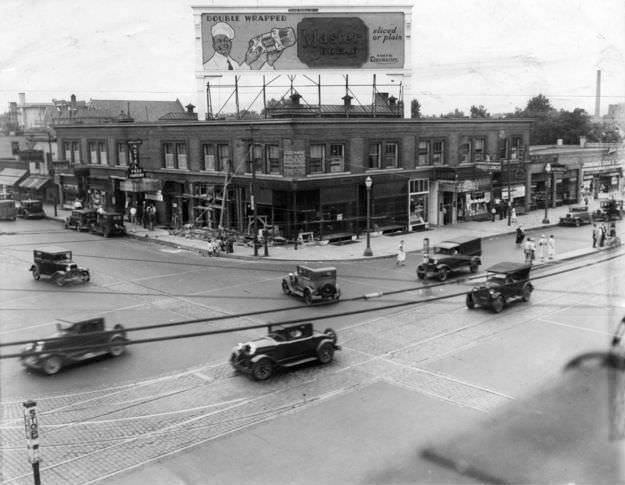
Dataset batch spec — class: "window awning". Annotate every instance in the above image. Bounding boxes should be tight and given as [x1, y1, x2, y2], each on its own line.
[19, 176, 52, 190]
[0, 168, 28, 186]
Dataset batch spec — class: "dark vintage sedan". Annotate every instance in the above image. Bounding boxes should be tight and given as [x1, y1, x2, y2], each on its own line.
[20, 317, 128, 375]
[466, 262, 533, 313]
[558, 205, 592, 226]
[30, 247, 90, 286]
[16, 199, 46, 219]
[89, 211, 126, 237]
[417, 236, 482, 281]
[64, 208, 98, 231]
[230, 322, 340, 380]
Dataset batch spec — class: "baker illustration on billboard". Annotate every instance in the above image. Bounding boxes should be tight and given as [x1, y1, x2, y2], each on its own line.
[204, 21, 296, 71]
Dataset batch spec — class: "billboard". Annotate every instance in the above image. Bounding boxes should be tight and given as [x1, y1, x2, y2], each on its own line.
[200, 12, 405, 72]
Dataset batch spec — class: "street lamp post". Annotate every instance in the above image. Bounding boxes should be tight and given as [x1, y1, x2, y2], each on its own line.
[363, 176, 373, 257]
[543, 163, 552, 224]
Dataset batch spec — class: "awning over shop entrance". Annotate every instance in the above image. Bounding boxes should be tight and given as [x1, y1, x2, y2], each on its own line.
[0, 168, 28, 186]
[18, 175, 52, 190]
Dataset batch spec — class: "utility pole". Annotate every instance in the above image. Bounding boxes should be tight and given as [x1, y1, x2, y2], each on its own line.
[249, 125, 259, 256]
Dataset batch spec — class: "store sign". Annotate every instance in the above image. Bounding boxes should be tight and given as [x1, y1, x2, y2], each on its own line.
[200, 11, 405, 71]
[145, 190, 164, 201]
[502, 184, 526, 200]
[583, 158, 622, 172]
[127, 140, 145, 179]
[120, 178, 161, 193]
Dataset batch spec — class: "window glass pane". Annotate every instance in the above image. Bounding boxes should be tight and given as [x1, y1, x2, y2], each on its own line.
[164, 143, 175, 168]
[329, 143, 344, 172]
[72, 142, 80, 163]
[203, 144, 215, 170]
[99, 143, 107, 164]
[267, 144, 281, 174]
[89, 142, 98, 164]
[64, 142, 71, 161]
[418, 141, 430, 165]
[368, 143, 380, 168]
[474, 138, 485, 162]
[383, 143, 398, 167]
[117, 143, 127, 166]
[218, 144, 230, 171]
[177, 144, 187, 169]
[433, 141, 444, 165]
[309, 144, 325, 173]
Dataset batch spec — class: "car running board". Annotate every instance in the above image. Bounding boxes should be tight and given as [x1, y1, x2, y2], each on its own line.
[281, 357, 319, 367]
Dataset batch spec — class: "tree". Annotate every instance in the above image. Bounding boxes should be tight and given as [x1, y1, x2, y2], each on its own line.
[411, 99, 422, 119]
[470, 105, 490, 118]
[440, 108, 466, 118]
[524, 94, 553, 116]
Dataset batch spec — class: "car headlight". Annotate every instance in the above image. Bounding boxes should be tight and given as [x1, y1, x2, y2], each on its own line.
[67, 265, 72, 271]
[489, 289, 495, 295]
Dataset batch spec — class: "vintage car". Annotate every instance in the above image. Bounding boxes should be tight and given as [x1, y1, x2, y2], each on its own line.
[0, 199, 16, 221]
[20, 317, 128, 375]
[592, 199, 624, 222]
[64, 208, 98, 231]
[89, 211, 126, 237]
[230, 322, 340, 380]
[15, 199, 46, 219]
[466, 262, 533, 313]
[29, 247, 90, 286]
[281, 265, 340, 305]
[558, 205, 592, 226]
[417, 236, 482, 281]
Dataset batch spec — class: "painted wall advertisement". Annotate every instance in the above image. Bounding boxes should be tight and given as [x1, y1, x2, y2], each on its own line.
[201, 12, 405, 71]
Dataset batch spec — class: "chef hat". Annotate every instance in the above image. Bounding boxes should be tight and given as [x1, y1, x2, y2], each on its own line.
[211, 22, 235, 40]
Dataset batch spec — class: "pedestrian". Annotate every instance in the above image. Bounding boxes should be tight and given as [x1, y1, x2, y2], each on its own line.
[396, 240, 406, 266]
[491, 206, 497, 222]
[547, 234, 556, 260]
[510, 207, 518, 225]
[207, 238, 215, 256]
[528, 237, 536, 264]
[515, 225, 525, 247]
[523, 237, 532, 264]
[537, 234, 547, 262]
[599, 223, 607, 247]
[592, 223, 599, 248]
[129, 205, 137, 232]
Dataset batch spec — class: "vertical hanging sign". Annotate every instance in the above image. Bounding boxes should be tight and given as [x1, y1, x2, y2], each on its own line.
[127, 140, 145, 179]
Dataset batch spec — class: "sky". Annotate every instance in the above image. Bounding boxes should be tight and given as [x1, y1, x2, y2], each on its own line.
[1, 0, 624, 117]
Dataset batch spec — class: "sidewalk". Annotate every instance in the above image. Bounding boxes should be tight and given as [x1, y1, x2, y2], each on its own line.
[45, 201, 606, 262]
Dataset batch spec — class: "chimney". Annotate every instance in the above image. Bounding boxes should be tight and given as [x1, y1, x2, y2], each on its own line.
[342, 95, 352, 107]
[18, 92, 25, 106]
[290, 93, 302, 106]
[185, 103, 195, 114]
[388, 95, 397, 106]
[557, 139, 563, 146]
[594, 70, 601, 118]
[580, 136, 587, 148]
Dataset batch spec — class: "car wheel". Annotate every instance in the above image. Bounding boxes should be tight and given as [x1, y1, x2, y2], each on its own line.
[104, 229, 110, 238]
[32, 267, 41, 280]
[318, 343, 335, 364]
[303, 289, 313, 305]
[324, 328, 338, 345]
[575, 219, 581, 227]
[64, 222, 69, 229]
[42, 356, 62, 375]
[438, 268, 449, 282]
[281, 280, 291, 295]
[470, 263, 479, 273]
[82, 271, 90, 282]
[491, 295, 505, 313]
[54, 275, 65, 287]
[521, 285, 532, 302]
[319, 283, 334, 298]
[252, 358, 273, 381]
[416, 267, 425, 279]
[109, 337, 126, 357]
[466, 293, 475, 309]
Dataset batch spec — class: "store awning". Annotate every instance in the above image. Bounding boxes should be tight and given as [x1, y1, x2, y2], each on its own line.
[0, 168, 28, 186]
[19, 176, 52, 190]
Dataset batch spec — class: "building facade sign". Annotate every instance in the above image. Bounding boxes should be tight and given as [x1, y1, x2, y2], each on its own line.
[127, 140, 145, 179]
[119, 178, 161, 193]
[200, 11, 405, 71]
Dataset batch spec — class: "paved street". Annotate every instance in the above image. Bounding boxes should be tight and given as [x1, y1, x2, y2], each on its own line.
[0, 205, 624, 484]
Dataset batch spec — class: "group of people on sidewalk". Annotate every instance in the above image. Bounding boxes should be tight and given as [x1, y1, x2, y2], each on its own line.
[128, 202, 157, 232]
[592, 222, 618, 248]
[516, 226, 555, 264]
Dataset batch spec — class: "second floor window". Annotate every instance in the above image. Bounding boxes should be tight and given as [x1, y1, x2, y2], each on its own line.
[417, 141, 430, 165]
[88, 141, 107, 165]
[163, 142, 188, 170]
[329, 143, 345, 172]
[309, 144, 326, 174]
[369, 142, 399, 169]
[510, 136, 524, 160]
[202, 143, 231, 171]
[64, 141, 81, 163]
[117, 143, 128, 166]
[460, 136, 486, 163]
[266, 144, 281, 174]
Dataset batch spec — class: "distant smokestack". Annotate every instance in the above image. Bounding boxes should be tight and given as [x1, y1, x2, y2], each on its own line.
[595, 70, 601, 117]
